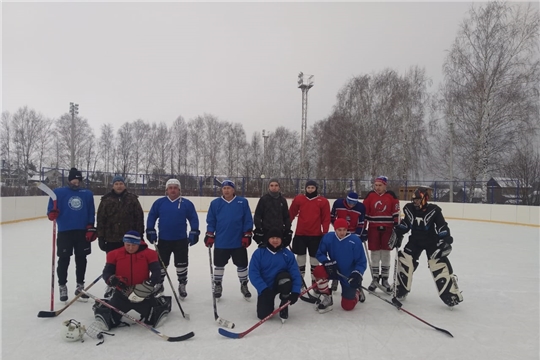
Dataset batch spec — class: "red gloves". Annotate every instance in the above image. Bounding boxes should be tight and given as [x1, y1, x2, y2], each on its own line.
[85, 225, 98, 242]
[47, 209, 59, 221]
[204, 232, 215, 248]
[242, 232, 252, 248]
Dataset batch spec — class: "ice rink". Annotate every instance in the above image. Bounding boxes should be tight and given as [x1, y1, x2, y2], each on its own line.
[1, 214, 539, 360]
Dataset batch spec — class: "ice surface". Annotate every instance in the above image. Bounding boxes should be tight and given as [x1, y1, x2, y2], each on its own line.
[1, 215, 538, 360]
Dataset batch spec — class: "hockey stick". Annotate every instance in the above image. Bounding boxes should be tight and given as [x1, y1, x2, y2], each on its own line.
[286, 245, 318, 304]
[81, 290, 195, 342]
[208, 247, 235, 329]
[362, 238, 392, 295]
[37, 182, 57, 311]
[218, 280, 321, 339]
[37, 274, 103, 318]
[346, 272, 453, 338]
[154, 244, 190, 320]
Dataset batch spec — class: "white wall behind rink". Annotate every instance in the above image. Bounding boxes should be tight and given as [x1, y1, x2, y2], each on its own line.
[1, 195, 539, 227]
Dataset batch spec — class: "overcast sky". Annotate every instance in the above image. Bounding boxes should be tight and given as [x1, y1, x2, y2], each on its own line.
[3, 1, 518, 140]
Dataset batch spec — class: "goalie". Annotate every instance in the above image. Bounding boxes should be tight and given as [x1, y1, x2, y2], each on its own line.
[90, 230, 171, 335]
[389, 188, 463, 307]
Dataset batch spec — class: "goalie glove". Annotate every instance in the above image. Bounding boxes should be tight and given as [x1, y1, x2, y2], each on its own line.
[430, 235, 453, 260]
[127, 280, 155, 303]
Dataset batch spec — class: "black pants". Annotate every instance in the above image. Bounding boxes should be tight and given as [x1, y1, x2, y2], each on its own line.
[213, 247, 248, 268]
[156, 239, 189, 267]
[291, 235, 322, 257]
[56, 230, 91, 285]
[257, 272, 292, 319]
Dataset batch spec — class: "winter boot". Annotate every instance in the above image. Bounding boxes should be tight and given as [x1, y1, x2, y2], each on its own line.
[75, 283, 89, 301]
[178, 282, 187, 300]
[213, 281, 223, 299]
[381, 277, 392, 293]
[315, 293, 333, 314]
[240, 280, 252, 301]
[59, 285, 68, 302]
[368, 276, 379, 292]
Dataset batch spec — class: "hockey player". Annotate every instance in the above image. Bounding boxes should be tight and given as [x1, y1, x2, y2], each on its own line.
[363, 176, 400, 293]
[46, 167, 96, 302]
[390, 187, 463, 307]
[248, 228, 302, 322]
[289, 180, 331, 289]
[91, 231, 171, 332]
[146, 179, 200, 300]
[312, 218, 367, 313]
[330, 191, 366, 290]
[204, 180, 254, 300]
[253, 178, 292, 247]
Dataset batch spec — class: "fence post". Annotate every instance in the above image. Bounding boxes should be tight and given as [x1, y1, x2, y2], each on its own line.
[323, 179, 327, 197]
[199, 176, 203, 197]
[242, 177, 245, 197]
[434, 181, 437, 201]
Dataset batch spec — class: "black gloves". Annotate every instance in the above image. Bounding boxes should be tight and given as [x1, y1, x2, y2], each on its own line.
[347, 271, 363, 289]
[288, 292, 300, 305]
[253, 228, 265, 244]
[323, 260, 338, 279]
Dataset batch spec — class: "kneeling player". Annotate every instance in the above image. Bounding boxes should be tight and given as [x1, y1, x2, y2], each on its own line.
[248, 228, 302, 322]
[390, 188, 463, 307]
[88, 231, 171, 337]
[312, 218, 367, 313]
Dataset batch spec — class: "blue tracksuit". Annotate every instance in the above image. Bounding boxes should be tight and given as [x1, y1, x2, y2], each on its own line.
[47, 186, 95, 231]
[249, 247, 302, 295]
[206, 196, 253, 249]
[147, 196, 199, 241]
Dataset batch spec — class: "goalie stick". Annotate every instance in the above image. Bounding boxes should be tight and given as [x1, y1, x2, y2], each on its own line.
[208, 247, 235, 329]
[36, 182, 58, 311]
[37, 274, 102, 317]
[218, 280, 320, 339]
[82, 290, 195, 342]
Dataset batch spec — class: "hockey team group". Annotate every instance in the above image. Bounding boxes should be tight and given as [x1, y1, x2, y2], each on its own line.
[46, 167, 463, 342]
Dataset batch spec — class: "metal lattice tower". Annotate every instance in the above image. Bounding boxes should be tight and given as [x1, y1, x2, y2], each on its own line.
[297, 72, 314, 179]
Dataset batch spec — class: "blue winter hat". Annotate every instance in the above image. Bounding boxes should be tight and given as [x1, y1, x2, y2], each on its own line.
[112, 175, 125, 185]
[123, 230, 141, 245]
[221, 180, 235, 189]
[346, 192, 359, 204]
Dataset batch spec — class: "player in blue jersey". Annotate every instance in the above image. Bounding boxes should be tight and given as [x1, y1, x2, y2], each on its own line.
[46, 167, 96, 302]
[146, 179, 199, 299]
[312, 218, 367, 313]
[204, 180, 254, 300]
[249, 228, 302, 322]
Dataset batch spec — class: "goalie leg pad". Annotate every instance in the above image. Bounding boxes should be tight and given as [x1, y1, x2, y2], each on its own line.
[428, 258, 463, 306]
[396, 250, 414, 299]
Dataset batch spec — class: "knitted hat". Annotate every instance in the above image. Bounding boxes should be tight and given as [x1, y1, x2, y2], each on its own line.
[375, 176, 388, 185]
[266, 228, 283, 240]
[268, 178, 280, 187]
[305, 180, 318, 189]
[346, 192, 359, 204]
[221, 180, 235, 189]
[334, 218, 348, 230]
[123, 230, 142, 245]
[112, 175, 125, 185]
[68, 168, 82, 182]
[165, 178, 181, 189]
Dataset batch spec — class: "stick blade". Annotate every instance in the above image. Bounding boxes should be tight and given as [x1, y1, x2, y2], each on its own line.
[37, 310, 57, 318]
[218, 327, 241, 339]
[436, 327, 454, 338]
[166, 331, 195, 342]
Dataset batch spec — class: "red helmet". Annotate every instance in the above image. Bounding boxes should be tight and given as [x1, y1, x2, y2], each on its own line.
[412, 188, 429, 209]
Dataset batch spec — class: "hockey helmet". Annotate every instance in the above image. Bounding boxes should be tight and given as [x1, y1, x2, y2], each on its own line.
[412, 187, 429, 210]
[61, 319, 86, 342]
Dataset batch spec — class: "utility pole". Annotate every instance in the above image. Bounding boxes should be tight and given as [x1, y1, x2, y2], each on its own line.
[297, 72, 314, 180]
[69, 102, 79, 168]
[262, 129, 269, 196]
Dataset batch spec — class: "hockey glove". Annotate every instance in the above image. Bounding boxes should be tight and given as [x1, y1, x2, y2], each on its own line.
[108, 275, 128, 290]
[323, 260, 339, 280]
[242, 232, 252, 248]
[348, 271, 363, 289]
[430, 237, 453, 260]
[388, 229, 404, 249]
[189, 230, 200, 246]
[85, 225, 98, 242]
[253, 228, 265, 245]
[283, 229, 294, 248]
[128, 280, 154, 303]
[98, 238, 107, 252]
[360, 232, 368, 243]
[146, 229, 157, 244]
[47, 209, 59, 221]
[288, 292, 300, 305]
[204, 232, 215, 248]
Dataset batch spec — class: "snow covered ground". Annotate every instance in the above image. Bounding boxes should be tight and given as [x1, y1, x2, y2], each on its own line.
[1, 215, 539, 360]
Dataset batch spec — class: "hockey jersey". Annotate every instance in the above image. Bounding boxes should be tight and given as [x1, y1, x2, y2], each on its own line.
[146, 196, 199, 241]
[206, 195, 253, 249]
[330, 198, 366, 236]
[316, 232, 367, 279]
[289, 194, 331, 236]
[47, 186, 95, 232]
[249, 247, 302, 296]
[363, 190, 400, 228]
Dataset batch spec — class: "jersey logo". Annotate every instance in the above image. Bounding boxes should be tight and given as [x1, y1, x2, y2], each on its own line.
[375, 200, 387, 212]
[415, 217, 424, 226]
[68, 196, 83, 211]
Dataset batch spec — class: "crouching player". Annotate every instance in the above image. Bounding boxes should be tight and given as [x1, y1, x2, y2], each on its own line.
[312, 218, 367, 313]
[248, 228, 302, 322]
[89, 231, 172, 335]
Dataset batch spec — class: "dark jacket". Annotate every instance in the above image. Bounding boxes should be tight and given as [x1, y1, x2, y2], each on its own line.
[97, 190, 144, 243]
[254, 192, 291, 234]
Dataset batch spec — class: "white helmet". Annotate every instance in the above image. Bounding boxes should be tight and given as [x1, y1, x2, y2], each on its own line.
[61, 319, 86, 342]
[165, 179, 181, 189]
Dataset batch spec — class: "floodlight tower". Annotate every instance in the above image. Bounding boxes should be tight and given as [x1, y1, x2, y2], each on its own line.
[297, 72, 314, 179]
[69, 102, 79, 168]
